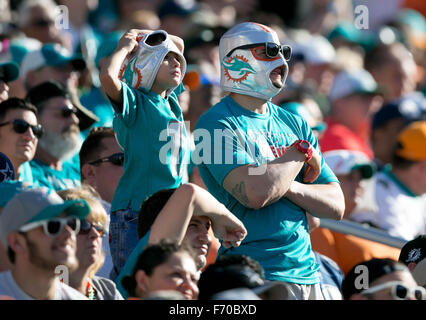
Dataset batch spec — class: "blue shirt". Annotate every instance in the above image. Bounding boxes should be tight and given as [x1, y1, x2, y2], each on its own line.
[111, 82, 190, 212]
[20, 159, 81, 191]
[114, 232, 149, 299]
[195, 96, 338, 284]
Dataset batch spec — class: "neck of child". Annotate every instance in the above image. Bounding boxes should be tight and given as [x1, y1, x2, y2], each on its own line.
[229, 93, 268, 114]
[12, 264, 57, 300]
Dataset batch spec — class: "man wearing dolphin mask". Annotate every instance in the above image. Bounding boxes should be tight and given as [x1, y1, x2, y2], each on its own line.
[99, 29, 191, 277]
[195, 22, 345, 300]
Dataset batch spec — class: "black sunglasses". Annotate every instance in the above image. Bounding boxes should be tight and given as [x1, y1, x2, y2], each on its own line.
[60, 106, 78, 118]
[0, 119, 43, 138]
[79, 220, 105, 237]
[88, 152, 124, 167]
[226, 42, 292, 61]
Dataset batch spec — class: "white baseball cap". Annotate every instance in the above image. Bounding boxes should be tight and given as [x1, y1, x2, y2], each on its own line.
[329, 69, 381, 102]
[323, 149, 376, 179]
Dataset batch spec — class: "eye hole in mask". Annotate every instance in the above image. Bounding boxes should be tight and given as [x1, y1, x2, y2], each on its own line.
[145, 32, 167, 46]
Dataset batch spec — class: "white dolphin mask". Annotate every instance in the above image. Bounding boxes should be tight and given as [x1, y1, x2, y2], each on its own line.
[119, 30, 187, 97]
[219, 22, 290, 101]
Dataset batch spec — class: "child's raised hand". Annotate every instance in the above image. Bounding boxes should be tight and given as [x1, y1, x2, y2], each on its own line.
[117, 29, 153, 54]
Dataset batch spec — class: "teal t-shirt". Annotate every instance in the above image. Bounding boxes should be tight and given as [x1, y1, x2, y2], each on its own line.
[19, 159, 81, 191]
[111, 82, 190, 212]
[194, 96, 339, 284]
[114, 232, 149, 299]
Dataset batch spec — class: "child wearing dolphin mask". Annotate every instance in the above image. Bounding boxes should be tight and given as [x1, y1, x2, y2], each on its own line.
[99, 29, 190, 277]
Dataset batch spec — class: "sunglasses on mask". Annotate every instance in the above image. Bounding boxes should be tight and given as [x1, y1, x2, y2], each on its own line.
[226, 42, 292, 61]
[88, 152, 124, 167]
[79, 220, 105, 237]
[19, 217, 80, 237]
[0, 119, 44, 138]
[360, 281, 426, 300]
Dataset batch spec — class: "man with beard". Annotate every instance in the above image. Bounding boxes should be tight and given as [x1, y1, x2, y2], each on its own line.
[0, 188, 90, 299]
[23, 81, 83, 190]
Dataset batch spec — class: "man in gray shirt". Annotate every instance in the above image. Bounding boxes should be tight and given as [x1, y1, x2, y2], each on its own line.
[0, 188, 90, 300]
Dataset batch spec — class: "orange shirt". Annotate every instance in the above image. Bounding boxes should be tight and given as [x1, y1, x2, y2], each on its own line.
[310, 227, 400, 274]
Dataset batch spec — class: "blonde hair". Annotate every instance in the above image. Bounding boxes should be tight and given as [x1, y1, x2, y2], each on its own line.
[57, 184, 107, 278]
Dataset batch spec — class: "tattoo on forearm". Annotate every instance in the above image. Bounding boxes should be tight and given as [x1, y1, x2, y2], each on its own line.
[231, 181, 250, 206]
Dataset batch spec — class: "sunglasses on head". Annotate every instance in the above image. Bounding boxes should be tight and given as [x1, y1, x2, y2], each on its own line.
[226, 42, 292, 61]
[79, 220, 105, 237]
[19, 217, 80, 237]
[0, 119, 44, 138]
[360, 281, 426, 300]
[88, 152, 124, 167]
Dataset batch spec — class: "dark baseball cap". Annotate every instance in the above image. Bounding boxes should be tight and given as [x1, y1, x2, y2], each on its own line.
[341, 258, 409, 299]
[399, 235, 426, 265]
[372, 93, 426, 130]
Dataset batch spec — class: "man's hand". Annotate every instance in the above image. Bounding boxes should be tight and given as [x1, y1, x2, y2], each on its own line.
[210, 208, 247, 249]
[304, 147, 321, 183]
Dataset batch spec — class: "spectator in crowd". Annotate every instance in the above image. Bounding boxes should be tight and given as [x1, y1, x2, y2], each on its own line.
[20, 43, 84, 96]
[121, 240, 200, 300]
[23, 81, 84, 190]
[79, 127, 123, 207]
[289, 33, 337, 97]
[79, 126, 123, 278]
[351, 121, 426, 240]
[114, 183, 247, 298]
[99, 29, 191, 275]
[16, 0, 72, 50]
[0, 62, 19, 102]
[58, 186, 123, 300]
[370, 93, 426, 170]
[0, 188, 90, 299]
[320, 69, 384, 159]
[195, 22, 344, 300]
[198, 254, 290, 300]
[0, 98, 41, 180]
[0, 152, 18, 273]
[399, 235, 426, 287]
[0, 152, 14, 183]
[310, 150, 401, 274]
[365, 42, 418, 103]
[18, 42, 99, 132]
[341, 258, 425, 300]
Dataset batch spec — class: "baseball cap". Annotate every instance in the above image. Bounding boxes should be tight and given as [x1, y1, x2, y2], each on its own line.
[0, 188, 90, 247]
[26, 81, 99, 131]
[341, 258, 409, 299]
[372, 93, 426, 130]
[323, 149, 376, 179]
[290, 34, 336, 65]
[395, 121, 426, 161]
[328, 69, 381, 102]
[399, 235, 426, 265]
[0, 62, 19, 83]
[20, 43, 86, 80]
[0, 152, 14, 182]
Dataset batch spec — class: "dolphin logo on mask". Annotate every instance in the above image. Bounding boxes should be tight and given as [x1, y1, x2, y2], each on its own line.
[222, 55, 256, 84]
